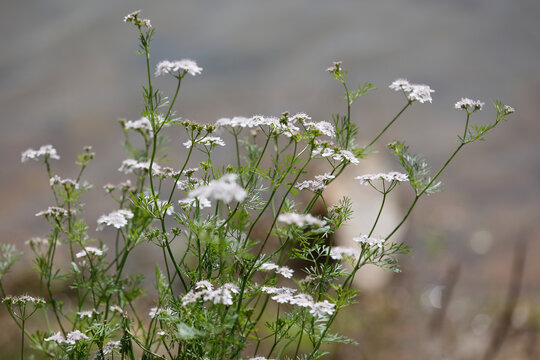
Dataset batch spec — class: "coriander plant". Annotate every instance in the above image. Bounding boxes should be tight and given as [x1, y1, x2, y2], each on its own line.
[0, 10, 514, 360]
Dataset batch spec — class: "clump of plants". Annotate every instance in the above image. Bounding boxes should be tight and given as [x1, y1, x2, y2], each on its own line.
[0, 10, 513, 360]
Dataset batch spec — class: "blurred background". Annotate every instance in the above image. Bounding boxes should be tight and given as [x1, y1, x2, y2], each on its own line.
[1, 0, 539, 358]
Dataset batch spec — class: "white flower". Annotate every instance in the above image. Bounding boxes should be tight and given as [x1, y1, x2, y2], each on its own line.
[290, 293, 314, 307]
[97, 209, 133, 230]
[353, 235, 385, 248]
[124, 117, 153, 136]
[455, 98, 484, 111]
[187, 174, 246, 204]
[277, 213, 326, 227]
[49, 175, 79, 189]
[118, 159, 162, 176]
[259, 263, 294, 278]
[309, 300, 335, 317]
[183, 136, 225, 148]
[109, 305, 124, 314]
[250, 357, 275, 360]
[2, 295, 46, 306]
[44, 332, 65, 343]
[123, 10, 141, 23]
[76, 246, 104, 258]
[329, 246, 360, 260]
[303, 120, 335, 137]
[179, 197, 212, 209]
[65, 330, 89, 344]
[149, 307, 175, 319]
[215, 116, 258, 128]
[103, 341, 121, 355]
[390, 78, 434, 103]
[77, 309, 99, 318]
[312, 143, 359, 164]
[355, 171, 409, 185]
[35, 206, 72, 218]
[182, 282, 238, 306]
[21, 145, 60, 163]
[155, 59, 202, 77]
[295, 173, 335, 192]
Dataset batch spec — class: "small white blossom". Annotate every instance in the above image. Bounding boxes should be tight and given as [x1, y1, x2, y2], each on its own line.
[215, 116, 258, 128]
[65, 330, 89, 344]
[187, 174, 246, 203]
[309, 300, 335, 317]
[44, 332, 65, 343]
[329, 246, 360, 260]
[35, 206, 72, 218]
[2, 295, 46, 306]
[155, 59, 202, 77]
[390, 78, 434, 103]
[21, 145, 60, 163]
[178, 197, 212, 209]
[290, 293, 314, 308]
[278, 213, 326, 227]
[103, 341, 121, 355]
[355, 171, 409, 185]
[118, 159, 162, 176]
[303, 120, 335, 137]
[109, 305, 124, 314]
[259, 263, 294, 278]
[295, 173, 335, 192]
[123, 10, 141, 23]
[312, 143, 359, 164]
[77, 309, 99, 318]
[455, 98, 484, 111]
[183, 136, 225, 148]
[97, 209, 133, 230]
[124, 117, 154, 136]
[49, 175, 79, 189]
[76, 246, 104, 258]
[353, 235, 385, 248]
[149, 307, 175, 319]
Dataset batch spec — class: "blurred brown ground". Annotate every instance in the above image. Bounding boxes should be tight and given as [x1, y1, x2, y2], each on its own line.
[1, 0, 539, 359]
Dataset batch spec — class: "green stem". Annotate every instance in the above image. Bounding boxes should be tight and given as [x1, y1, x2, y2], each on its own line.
[367, 101, 411, 148]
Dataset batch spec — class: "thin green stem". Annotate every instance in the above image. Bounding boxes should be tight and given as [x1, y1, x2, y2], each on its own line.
[367, 101, 412, 148]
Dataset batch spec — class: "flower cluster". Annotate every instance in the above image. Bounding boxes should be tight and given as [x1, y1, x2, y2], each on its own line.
[21, 145, 60, 163]
[75, 247, 104, 259]
[389, 78, 434, 103]
[118, 159, 163, 176]
[35, 206, 73, 219]
[259, 262, 294, 278]
[49, 175, 79, 189]
[278, 212, 326, 227]
[123, 10, 152, 28]
[455, 98, 485, 111]
[45, 330, 89, 345]
[295, 173, 336, 192]
[261, 287, 335, 317]
[182, 281, 239, 306]
[183, 136, 226, 148]
[186, 173, 246, 204]
[155, 59, 203, 77]
[313, 141, 359, 164]
[123, 116, 154, 136]
[353, 235, 385, 248]
[2, 295, 46, 306]
[97, 209, 133, 230]
[329, 246, 361, 261]
[355, 171, 409, 185]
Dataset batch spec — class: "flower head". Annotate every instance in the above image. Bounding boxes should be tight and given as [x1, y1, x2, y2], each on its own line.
[353, 235, 385, 248]
[97, 209, 133, 230]
[390, 78, 434, 103]
[187, 174, 246, 204]
[75, 246, 104, 258]
[155, 59, 202, 77]
[278, 213, 326, 227]
[21, 145, 60, 163]
[355, 171, 409, 185]
[455, 98, 484, 111]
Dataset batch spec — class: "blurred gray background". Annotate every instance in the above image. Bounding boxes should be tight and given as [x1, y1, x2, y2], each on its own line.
[1, 0, 539, 358]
